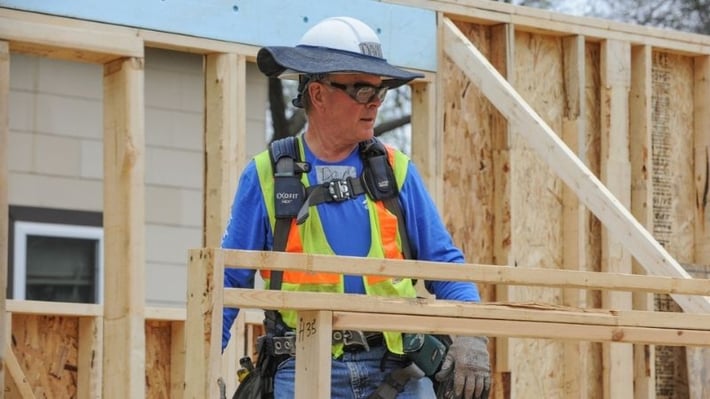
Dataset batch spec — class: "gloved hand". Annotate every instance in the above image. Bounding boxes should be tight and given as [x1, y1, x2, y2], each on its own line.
[435, 336, 491, 399]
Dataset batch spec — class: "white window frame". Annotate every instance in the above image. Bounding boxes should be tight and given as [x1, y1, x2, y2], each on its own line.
[13, 221, 104, 304]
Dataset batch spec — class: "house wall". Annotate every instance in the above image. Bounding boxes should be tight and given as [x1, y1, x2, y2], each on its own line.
[7, 48, 268, 307]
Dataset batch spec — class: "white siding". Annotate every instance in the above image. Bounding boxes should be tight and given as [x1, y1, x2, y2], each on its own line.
[8, 48, 269, 307]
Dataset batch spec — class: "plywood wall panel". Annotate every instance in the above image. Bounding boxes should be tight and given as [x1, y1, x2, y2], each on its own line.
[508, 31, 566, 398]
[146, 321, 172, 399]
[441, 21, 496, 269]
[10, 314, 79, 398]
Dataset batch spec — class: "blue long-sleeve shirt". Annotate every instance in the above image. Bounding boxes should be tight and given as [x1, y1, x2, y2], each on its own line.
[221, 140, 480, 349]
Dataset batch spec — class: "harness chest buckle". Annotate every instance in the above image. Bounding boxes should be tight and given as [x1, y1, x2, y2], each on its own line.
[327, 180, 351, 201]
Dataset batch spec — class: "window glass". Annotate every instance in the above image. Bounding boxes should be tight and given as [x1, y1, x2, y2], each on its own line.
[13, 221, 103, 304]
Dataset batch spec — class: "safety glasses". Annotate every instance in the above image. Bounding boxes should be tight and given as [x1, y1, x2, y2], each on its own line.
[322, 80, 389, 104]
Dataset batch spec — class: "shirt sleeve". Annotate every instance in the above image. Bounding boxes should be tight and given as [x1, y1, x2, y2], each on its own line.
[221, 160, 270, 350]
[398, 161, 481, 303]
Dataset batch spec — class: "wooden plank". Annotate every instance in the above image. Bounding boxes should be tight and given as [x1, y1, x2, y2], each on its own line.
[184, 248, 224, 399]
[410, 79, 440, 204]
[223, 289, 710, 346]
[5, 300, 102, 317]
[0, 12, 142, 63]
[77, 317, 102, 399]
[294, 310, 332, 399]
[332, 311, 710, 347]
[383, 0, 710, 55]
[3, 343, 36, 399]
[0, 40, 8, 399]
[600, 39, 633, 399]
[561, 34, 593, 399]
[629, 44, 655, 399]
[440, 17, 710, 314]
[203, 53, 245, 247]
[488, 23, 513, 389]
[691, 52, 710, 399]
[145, 306, 186, 321]
[103, 56, 146, 399]
[225, 289, 710, 332]
[694, 56, 710, 271]
[222, 250, 710, 296]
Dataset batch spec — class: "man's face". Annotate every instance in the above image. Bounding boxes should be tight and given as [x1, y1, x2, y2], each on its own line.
[316, 73, 385, 143]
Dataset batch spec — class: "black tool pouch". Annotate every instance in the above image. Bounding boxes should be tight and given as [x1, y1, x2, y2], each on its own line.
[232, 337, 276, 399]
[402, 333, 449, 377]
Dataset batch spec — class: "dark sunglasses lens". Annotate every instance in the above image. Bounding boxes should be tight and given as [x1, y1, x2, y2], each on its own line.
[354, 86, 387, 104]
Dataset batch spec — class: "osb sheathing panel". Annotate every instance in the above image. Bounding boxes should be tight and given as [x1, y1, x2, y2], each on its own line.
[146, 320, 173, 399]
[5, 315, 177, 398]
[507, 30, 566, 398]
[441, 21, 496, 274]
[10, 314, 79, 398]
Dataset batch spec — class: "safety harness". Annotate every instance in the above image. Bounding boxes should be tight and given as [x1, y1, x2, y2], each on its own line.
[265, 136, 424, 399]
[270, 135, 411, 258]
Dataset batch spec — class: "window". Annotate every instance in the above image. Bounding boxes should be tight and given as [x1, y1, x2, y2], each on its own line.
[9, 206, 103, 304]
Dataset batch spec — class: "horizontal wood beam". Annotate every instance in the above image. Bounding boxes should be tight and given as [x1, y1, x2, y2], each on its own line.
[0, 9, 142, 62]
[382, 0, 710, 55]
[332, 311, 710, 347]
[221, 250, 710, 296]
[225, 289, 710, 332]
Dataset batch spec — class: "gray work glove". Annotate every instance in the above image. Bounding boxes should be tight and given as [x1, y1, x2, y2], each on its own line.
[435, 336, 491, 399]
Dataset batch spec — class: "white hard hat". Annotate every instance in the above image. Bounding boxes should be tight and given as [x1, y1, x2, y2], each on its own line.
[257, 16, 421, 86]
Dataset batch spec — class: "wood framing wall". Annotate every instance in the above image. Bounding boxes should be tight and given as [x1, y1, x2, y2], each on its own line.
[1, 1, 710, 398]
[437, 6, 710, 398]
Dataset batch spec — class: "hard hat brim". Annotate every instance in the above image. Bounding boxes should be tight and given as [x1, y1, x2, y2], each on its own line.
[257, 45, 423, 88]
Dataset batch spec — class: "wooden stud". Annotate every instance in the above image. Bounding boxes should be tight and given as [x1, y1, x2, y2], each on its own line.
[294, 310, 332, 399]
[561, 34, 596, 399]
[77, 317, 102, 399]
[203, 53, 245, 248]
[410, 79, 439, 204]
[103, 56, 147, 399]
[629, 44, 656, 399]
[694, 56, 710, 268]
[691, 54, 710, 399]
[600, 39, 634, 399]
[0, 40, 8, 399]
[440, 18, 710, 314]
[184, 248, 224, 399]
[489, 22, 514, 381]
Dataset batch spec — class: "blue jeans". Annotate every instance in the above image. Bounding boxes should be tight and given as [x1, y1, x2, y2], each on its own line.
[273, 345, 435, 398]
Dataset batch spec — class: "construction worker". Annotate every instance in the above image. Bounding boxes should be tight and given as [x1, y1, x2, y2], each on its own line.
[222, 16, 491, 399]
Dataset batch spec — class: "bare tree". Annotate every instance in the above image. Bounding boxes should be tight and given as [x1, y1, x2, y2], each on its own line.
[591, 0, 710, 34]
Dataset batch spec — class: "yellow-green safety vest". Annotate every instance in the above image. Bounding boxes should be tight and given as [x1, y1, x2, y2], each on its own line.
[255, 136, 417, 357]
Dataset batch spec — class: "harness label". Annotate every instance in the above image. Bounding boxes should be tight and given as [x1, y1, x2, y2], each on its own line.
[315, 165, 356, 184]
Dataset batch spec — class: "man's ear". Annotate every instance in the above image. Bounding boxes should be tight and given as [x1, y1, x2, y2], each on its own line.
[309, 82, 327, 111]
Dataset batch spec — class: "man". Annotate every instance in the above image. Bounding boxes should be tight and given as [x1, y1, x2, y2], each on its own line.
[222, 16, 491, 399]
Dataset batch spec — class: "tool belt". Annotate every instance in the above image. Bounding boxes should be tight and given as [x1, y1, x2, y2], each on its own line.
[267, 330, 385, 356]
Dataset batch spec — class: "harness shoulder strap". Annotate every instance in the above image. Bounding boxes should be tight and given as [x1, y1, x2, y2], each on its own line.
[269, 136, 307, 289]
[359, 138, 413, 260]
